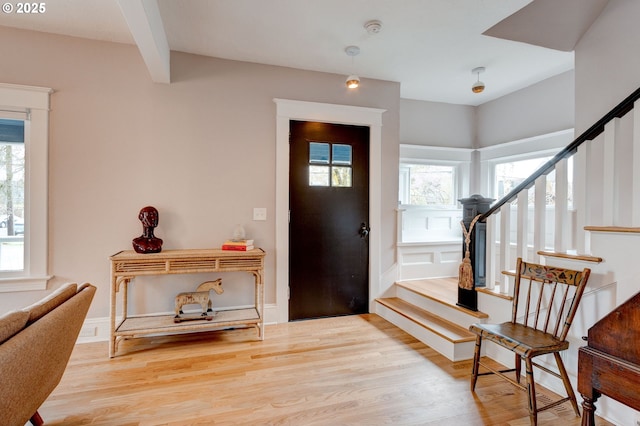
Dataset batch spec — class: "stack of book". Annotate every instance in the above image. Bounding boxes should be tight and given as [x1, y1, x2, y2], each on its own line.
[221, 239, 254, 251]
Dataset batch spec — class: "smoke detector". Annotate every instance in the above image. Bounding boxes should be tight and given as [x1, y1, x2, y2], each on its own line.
[364, 20, 382, 34]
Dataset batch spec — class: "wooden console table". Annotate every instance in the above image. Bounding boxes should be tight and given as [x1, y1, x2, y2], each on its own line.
[109, 248, 265, 357]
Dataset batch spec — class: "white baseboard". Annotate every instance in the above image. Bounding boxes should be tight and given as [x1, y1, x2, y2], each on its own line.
[375, 263, 399, 303]
[77, 316, 111, 343]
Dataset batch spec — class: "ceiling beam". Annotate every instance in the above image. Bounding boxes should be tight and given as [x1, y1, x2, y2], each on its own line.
[117, 0, 170, 84]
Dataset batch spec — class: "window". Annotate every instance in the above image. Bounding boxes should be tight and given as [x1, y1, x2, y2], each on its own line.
[493, 156, 573, 207]
[0, 119, 26, 271]
[397, 145, 471, 243]
[399, 163, 457, 206]
[308, 142, 353, 187]
[0, 83, 52, 291]
[495, 156, 551, 200]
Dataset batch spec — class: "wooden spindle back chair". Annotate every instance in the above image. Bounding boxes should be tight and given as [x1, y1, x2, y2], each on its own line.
[469, 258, 591, 425]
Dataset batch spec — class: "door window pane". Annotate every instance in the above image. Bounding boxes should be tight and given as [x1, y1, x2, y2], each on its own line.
[332, 166, 352, 187]
[309, 142, 330, 164]
[332, 144, 352, 165]
[309, 165, 330, 186]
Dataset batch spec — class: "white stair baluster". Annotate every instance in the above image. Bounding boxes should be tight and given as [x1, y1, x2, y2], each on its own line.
[573, 143, 588, 254]
[555, 158, 569, 252]
[485, 214, 496, 291]
[602, 118, 619, 225]
[516, 190, 529, 260]
[533, 174, 547, 263]
[499, 203, 511, 295]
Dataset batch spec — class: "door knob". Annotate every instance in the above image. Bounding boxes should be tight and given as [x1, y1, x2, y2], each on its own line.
[359, 222, 370, 239]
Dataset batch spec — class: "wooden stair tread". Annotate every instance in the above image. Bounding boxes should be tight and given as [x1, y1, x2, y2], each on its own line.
[376, 297, 476, 343]
[396, 278, 488, 319]
[537, 250, 603, 263]
[476, 286, 513, 301]
[584, 225, 640, 233]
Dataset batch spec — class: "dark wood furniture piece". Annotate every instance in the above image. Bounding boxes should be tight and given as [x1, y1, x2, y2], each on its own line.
[469, 257, 591, 426]
[578, 291, 640, 426]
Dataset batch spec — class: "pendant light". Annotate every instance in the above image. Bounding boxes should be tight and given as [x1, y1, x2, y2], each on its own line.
[345, 46, 360, 89]
[471, 67, 486, 93]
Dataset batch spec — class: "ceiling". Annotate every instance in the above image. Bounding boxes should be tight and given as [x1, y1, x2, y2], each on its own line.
[0, 0, 609, 106]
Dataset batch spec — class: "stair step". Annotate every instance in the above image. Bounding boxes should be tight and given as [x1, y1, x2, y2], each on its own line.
[537, 250, 603, 263]
[396, 278, 488, 319]
[584, 225, 640, 234]
[375, 297, 476, 343]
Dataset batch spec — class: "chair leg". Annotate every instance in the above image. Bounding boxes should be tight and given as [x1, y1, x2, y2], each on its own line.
[525, 358, 538, 426]
[554, 352, 581, 417]
[30, 411, 44, 426]
[470, 335, 482, 391]
[515, 353, 522, 384]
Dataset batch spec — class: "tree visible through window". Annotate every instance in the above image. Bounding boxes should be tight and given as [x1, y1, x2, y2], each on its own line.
[495, 157, 549, 201]
[0, 119, 25, 271]
[0, 83, 51, 290]
[494, 156, 572, 207]
[403, 164, 455, 206]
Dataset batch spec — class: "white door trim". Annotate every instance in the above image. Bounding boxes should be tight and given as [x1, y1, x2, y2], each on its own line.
[274, 99, 385, 323]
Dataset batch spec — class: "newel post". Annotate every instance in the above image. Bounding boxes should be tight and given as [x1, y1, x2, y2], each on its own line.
[457, 194, 494, 311]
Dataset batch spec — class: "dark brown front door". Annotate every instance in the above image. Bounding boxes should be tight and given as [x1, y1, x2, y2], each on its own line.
[289, 120, 370, 321]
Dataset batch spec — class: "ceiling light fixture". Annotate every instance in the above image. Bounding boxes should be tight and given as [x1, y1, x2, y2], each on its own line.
[345, 46, 361, 89]
[346, 75, 360, 89]
[472, 67, 486, 93]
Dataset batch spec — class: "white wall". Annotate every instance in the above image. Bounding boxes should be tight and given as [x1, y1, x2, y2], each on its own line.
[0, 26, 400, 320]
[571, 1, 640, 424]
[401, 70, 575, 198]
[400, 70, 575, 152]
[400, 99, 475, 148]
[575, 0, 640, 134]
[476, 70, 575, 147]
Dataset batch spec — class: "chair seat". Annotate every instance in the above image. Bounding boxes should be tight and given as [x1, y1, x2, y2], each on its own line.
[470, 322, 569, 357]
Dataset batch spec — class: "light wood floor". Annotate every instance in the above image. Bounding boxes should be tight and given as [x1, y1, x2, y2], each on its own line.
[41, 314, 612, 425]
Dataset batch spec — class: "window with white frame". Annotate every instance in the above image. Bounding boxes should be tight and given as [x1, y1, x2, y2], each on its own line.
[494, 156, 551, 200]
[477, 130, 575, 251]
[398, 145, 471, 242]
[0, 83, 52, 291]
[399, 163, 457, 206]
[492, 155, 573, 208]
[0, 119, 26, 270]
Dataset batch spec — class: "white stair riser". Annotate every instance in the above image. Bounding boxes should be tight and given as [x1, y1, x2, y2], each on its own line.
[375, 302, 475, 362]
[396, 286, 484, 329]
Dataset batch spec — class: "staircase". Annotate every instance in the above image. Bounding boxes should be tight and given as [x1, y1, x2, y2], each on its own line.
[379, 87, 640, 367]
[481, 86, 640, 297]
[375, 278, 487, 362]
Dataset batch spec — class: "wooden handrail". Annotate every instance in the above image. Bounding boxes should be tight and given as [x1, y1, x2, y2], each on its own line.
[480, 86, 640, 221]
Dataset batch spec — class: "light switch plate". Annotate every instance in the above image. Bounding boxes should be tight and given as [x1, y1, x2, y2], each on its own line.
[253, 207, 267, 221]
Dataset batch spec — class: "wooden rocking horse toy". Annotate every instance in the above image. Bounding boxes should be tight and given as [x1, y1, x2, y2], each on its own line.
[174, 279, 224, 323]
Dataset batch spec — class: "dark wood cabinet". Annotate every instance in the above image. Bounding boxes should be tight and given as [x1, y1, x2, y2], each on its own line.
[578, 291, 640, 425]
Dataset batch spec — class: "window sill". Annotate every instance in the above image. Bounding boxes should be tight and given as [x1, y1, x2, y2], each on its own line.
[397, 240, 460, 246]
[0, 275, 53, 292]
